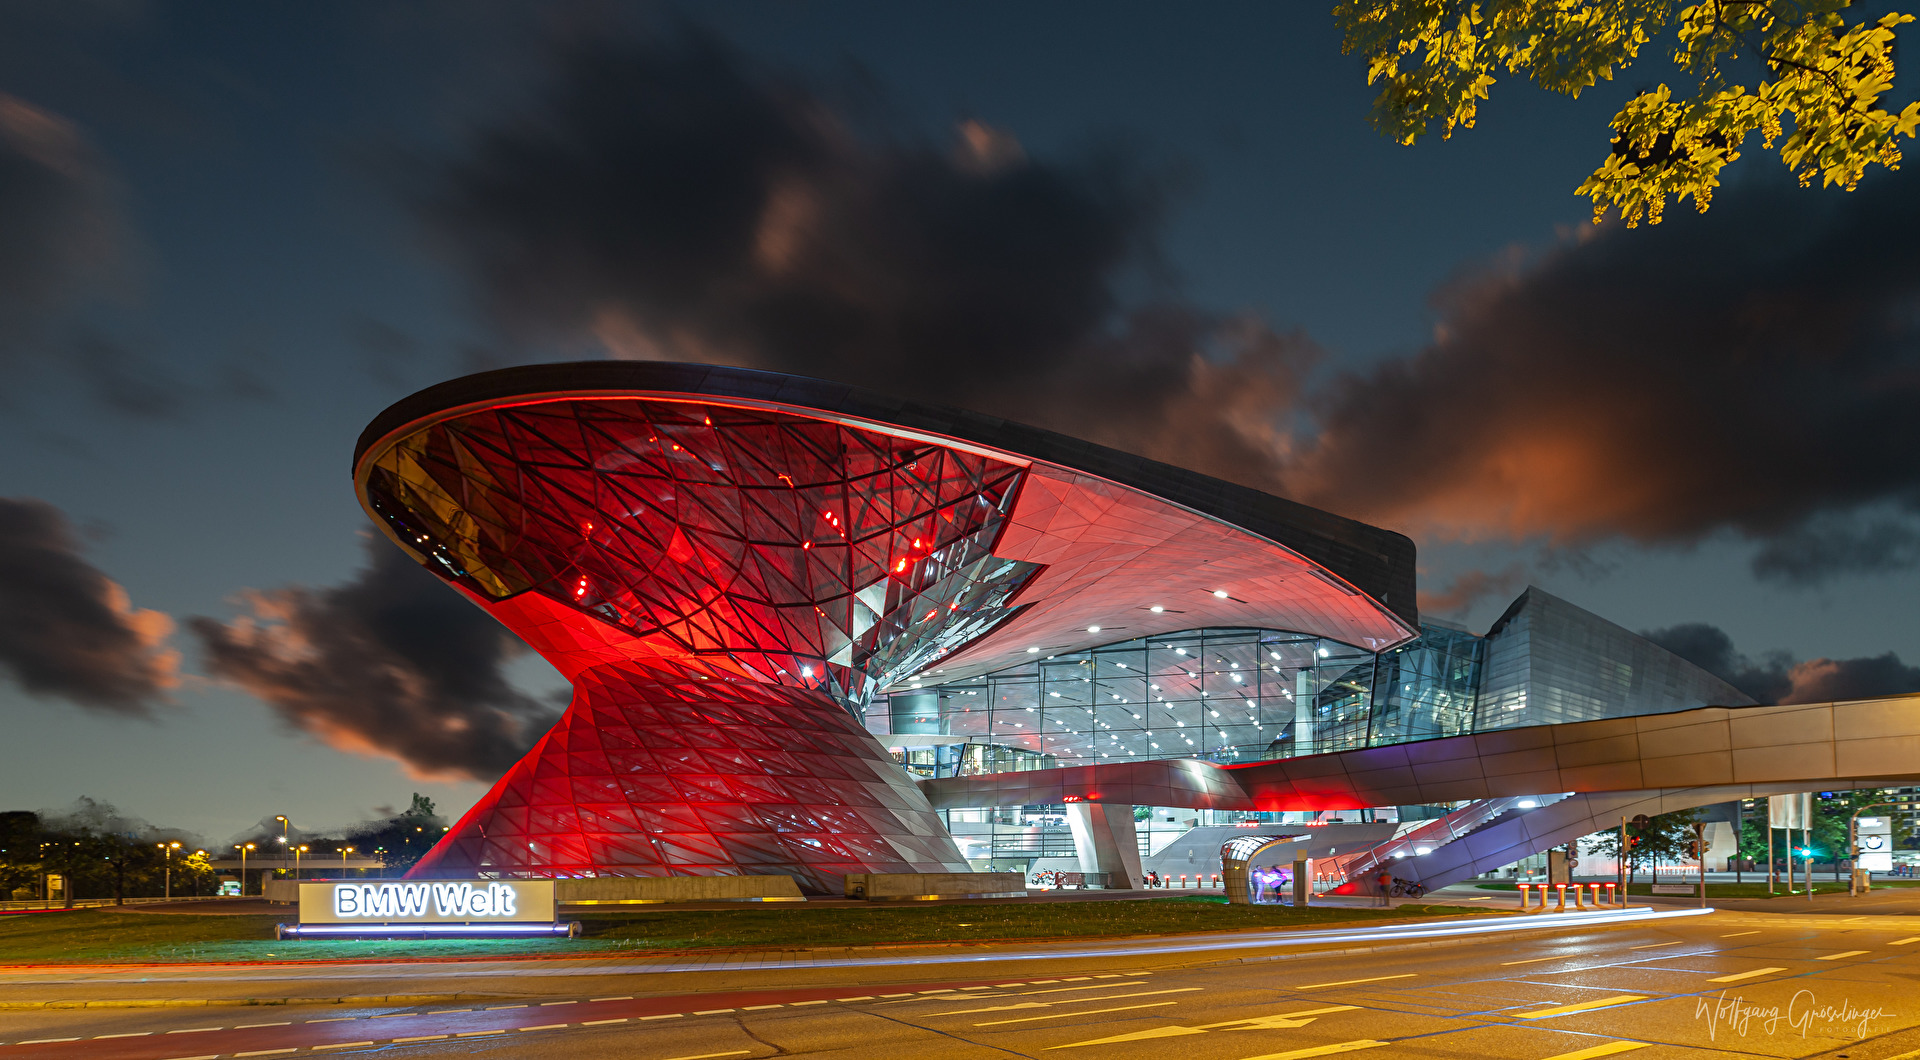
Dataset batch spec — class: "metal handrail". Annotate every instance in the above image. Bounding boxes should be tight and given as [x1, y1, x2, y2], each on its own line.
[1323, 793, 1572, 883]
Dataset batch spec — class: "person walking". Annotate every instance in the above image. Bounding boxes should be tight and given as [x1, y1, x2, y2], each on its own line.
[1376, 870, 1393, 907]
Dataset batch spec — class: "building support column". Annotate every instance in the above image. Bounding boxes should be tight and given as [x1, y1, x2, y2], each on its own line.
[1067, 803, 1143, 890]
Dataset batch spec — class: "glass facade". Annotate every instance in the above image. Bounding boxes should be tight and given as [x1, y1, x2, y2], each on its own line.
[866, 627, 1383, 772]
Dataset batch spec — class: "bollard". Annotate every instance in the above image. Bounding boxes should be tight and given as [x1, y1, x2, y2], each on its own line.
[1605, 881, 1619, 907]
[1555, 883, 1567, 912]
[1517, 882, 1532, 911]
[1213, 873, 1221, 888]
[1574, 882, 1586, 909]
[1179, 874, 1187, 888]
[1592, 883, 1604, 907]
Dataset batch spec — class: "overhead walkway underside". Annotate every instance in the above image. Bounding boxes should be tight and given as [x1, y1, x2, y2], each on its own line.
[917, 692, 1920, 891]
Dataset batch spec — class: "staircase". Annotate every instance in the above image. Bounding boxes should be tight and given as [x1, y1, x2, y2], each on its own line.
[1321, 794, 1572, 891]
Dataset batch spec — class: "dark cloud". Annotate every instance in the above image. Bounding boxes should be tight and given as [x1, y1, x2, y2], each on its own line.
[0, 94, 120, 351]
[0, 497, 179, 714]
[1640, 622, 1794, 704]
[1285, 167, 1920, 582]
[188, 536, 560, 781]
[70, 329, 184, 418]
[1642, 621, 1920, 705]
[0, 93, 194, 418]
[416, 23, 1307, 491]
[1417, 562, 1526, 617]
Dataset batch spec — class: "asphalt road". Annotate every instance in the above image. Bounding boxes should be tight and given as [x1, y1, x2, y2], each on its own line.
[6, 906, 1920, 1059]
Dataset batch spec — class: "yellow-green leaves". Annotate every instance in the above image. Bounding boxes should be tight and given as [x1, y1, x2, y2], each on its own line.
[1336, 0, 1917, 226]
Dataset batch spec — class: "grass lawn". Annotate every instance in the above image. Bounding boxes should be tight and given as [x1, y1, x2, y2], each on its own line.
[1473, 880, 1920, 898]
[0, 897, 1493, 965]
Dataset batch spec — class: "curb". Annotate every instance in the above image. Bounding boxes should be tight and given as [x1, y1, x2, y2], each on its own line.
[0, 993, 506, 1011]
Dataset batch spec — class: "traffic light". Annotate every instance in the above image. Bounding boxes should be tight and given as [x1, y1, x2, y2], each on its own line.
[1687, 840, 1702, 858]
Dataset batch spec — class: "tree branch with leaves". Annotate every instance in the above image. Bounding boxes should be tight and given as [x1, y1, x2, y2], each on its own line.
[1335, 0, 1920, 225]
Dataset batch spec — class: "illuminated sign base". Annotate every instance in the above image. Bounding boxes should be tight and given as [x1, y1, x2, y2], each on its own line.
[282, 879, 574, 940]
[276, 921, 579, 939]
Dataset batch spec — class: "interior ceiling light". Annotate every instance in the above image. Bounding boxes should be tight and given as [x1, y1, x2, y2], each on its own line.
[1087, 625, 1101, 633]
[1150, 605, 1164, 613]
[1026, 646, 1039, 654]
[1212, 589, 1230, 599]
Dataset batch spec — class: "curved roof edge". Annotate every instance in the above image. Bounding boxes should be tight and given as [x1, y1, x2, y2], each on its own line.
[355, 360, 1419, 629]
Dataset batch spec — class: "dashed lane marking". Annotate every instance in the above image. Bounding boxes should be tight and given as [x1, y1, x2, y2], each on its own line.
[167, 1028, 222, 1034]
[975, 1000, 1183, 1026]
[455, 1030, 508, 1037]
[742, 1004, 783, 1010]
[657, 1052, 750, 1060]
[393, 1035, 449, 1042]
[1514, 995, 1650, 1020]
[1538, 1043, 1649, 1059]
[691, 1008, 737, 1015]
[235, 1050, 299, 1057]
[592, 995, 632, 1001]
[1501, 956, 1559, 966]
[1817, 950, 1871, 960]
[237, 1022, 292, 1028]
[583, 1018, 629, 1026]
[1720, 931, 1761, 938]
[1707, 967, 1787, 983]
[17, 1039, 79, 1044]
[519, 1024, 569, 1031]
[313, 1043, 376, 1051]
[1296, 973, 1417, 990]
[1626, 942, 1681, 950]
[95, 1032, 152, 1038]
[1889, 937, 1920, 945]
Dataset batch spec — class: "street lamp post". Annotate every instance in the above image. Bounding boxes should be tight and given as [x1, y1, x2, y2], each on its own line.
[294, 844, 308, 880]
[234, 843, 255, 895]
[157, 841, 180, 899]
[339, 846, 355, 878]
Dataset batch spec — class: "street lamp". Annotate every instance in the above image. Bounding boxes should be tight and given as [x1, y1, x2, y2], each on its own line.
[294, 844, 308, 880]
[157, 841, 181, 900]
[234, 843, 255, 895]
[339, 845, 355, 878]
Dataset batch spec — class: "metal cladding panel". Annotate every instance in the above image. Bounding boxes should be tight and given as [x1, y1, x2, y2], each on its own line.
[355, 361, 1418, 632]
[920, 694, 1920, 812]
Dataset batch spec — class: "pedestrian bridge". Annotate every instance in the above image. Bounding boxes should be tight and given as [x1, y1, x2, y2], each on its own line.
[917, 692, 1920, 890]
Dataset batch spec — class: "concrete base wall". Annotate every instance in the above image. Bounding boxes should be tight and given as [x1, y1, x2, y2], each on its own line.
[556, 876, 804, 904]
[843, 872, 1027, 899]
[1067, 803, 1143, 889]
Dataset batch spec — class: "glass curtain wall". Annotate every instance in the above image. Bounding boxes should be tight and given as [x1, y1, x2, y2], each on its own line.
[866, 627, 1379, 771]
[873, 625, 1483, 874]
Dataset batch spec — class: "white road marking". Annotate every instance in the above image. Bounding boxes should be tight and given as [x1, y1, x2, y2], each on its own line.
[1233, 1039, 1389, 1058]
[1627, 942, 1681, 950]
[1889, 937, 1920, 945]
[95, 1033, 152, 1038]
[1817, 950, 1870, 960]
[237, 1021, 292, 1028]
[1706, 967, 1787, 983]
[593, 995, 633, 1001]
[975, 1000, 1182, 1026]
[742, 1004, 783, 1010]
[1720, 931, 1761, 938]
[1296, 973, 1416, 990]
[692, 1008, 737, 1014]
[1538, 1043, 1649, 1059]
[1501, 956, 1559, 966]
[456, 1030, 509, 1037]
[166, 1028, 222, 1034]
[657, 1052, 750, 1060]
[519, 1024, 569, 1031]
[314, 1043, 376, 1050]
[235, 1050, 298, 1058]
[393, 1035, 449, 1043]
[583, 1018, 629, 1025]
[1515, 995, 1649, 1019]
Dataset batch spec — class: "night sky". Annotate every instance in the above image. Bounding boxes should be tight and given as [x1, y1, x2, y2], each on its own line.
[3, 3, 1917, 845]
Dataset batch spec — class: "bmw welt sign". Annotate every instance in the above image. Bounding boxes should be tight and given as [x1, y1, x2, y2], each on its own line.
[298, 879, 555, 925]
